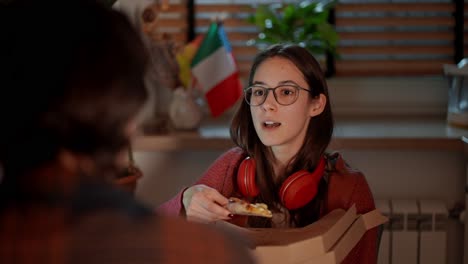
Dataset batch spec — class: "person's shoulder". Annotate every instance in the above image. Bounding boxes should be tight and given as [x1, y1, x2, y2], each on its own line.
[157, 215, 255, 264]
[325, 152, 368, 191]
[325, 151, 366, 201]
[212, 147, 247, 167]
[71, 209, 255, 263]
[326, 151, 364, 177]
[222, 147, 246, 159]
[325, 152, 375, 213]
[72, 182, 153, 219]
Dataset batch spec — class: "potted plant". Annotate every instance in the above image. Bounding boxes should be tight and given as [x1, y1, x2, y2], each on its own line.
[246, 0, 339, 76]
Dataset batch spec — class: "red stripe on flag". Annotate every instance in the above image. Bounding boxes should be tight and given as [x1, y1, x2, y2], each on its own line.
[205, 72, 242, 117]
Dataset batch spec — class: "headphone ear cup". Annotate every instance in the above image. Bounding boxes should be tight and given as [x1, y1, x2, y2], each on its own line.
[279, 156, 326, 210]
[237, 157, 260, 198]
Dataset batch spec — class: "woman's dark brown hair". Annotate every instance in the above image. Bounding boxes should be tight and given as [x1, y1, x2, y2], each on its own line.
[0, 0, 148, 191]
[230, 44, 334, 227]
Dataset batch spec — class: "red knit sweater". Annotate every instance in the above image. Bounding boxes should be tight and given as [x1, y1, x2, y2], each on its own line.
[159, 147, 378, 264]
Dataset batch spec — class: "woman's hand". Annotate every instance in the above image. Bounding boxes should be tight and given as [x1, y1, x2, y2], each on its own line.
[182, 184, 232, 223]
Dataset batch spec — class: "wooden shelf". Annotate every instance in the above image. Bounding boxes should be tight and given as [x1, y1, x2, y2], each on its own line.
[133, 117, 468, 152]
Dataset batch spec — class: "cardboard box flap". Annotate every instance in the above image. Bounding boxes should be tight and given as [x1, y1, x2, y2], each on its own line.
[253, 205, 356, 247]
[251, 207, 357, 264]
[299, 209, 389, 264]
[218, 205, 357, 248]
[218, 205, 358, 264]
[361, 209, 388, 230]
[218, 205, 387, 264]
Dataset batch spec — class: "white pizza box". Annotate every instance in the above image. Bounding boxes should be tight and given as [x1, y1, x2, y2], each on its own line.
[217, 204, 387, 264]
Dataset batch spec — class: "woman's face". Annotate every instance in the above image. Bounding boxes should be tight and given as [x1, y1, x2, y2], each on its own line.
[250, 57, 320, 158]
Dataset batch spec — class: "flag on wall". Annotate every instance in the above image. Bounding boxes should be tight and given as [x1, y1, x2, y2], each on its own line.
[191, 21, 242, 117]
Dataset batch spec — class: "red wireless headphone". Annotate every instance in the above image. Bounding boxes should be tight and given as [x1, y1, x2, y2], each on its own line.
[237, 156, 326, 210]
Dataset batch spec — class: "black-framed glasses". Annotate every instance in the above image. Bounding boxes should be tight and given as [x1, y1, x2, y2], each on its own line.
[243, 84, 312, 106]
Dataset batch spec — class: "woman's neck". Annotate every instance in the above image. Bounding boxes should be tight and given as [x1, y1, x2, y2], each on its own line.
[271, 147, 296, 179]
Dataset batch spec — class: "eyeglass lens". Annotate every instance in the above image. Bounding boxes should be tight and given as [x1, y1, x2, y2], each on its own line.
[245, 85, 301, 106]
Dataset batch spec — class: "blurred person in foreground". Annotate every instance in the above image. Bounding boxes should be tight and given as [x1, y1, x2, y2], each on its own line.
[0, 1, 254, 263]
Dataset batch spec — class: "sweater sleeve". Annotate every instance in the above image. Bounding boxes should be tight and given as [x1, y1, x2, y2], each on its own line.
[157, 147, 244, 217]
[341, 173, 378, 264]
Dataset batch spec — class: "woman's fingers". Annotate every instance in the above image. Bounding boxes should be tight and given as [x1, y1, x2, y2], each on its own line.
[188, 192, 231, 220]
[183, 184, 232, 223]
[186, 205, 228, 223]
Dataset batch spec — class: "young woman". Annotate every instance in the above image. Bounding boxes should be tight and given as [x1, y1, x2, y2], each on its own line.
[159, 44, 378, 263]
[0, 1, 254, 263]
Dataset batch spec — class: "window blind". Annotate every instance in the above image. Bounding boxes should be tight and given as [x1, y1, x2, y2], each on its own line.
[145, 1, 188, 43]
[151, 0, 459, 79]
[335, 0, 455, 76]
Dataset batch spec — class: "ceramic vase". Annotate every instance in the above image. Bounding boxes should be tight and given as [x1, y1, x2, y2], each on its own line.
[168, 87, 203, 130]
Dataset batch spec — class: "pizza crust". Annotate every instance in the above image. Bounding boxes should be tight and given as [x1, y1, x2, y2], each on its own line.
[225, 197, 273, 218]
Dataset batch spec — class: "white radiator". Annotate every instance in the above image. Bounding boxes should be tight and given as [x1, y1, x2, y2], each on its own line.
[376, 199, 448, 264]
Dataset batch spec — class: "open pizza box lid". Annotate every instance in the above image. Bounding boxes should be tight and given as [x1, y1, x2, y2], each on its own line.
[217, 204, 388, 264]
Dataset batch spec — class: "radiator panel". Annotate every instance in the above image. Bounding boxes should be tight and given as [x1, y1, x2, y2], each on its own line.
[376, 199, 448, 264]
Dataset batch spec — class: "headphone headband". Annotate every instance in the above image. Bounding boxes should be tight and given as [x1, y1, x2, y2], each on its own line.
[237, 156, 326, 210]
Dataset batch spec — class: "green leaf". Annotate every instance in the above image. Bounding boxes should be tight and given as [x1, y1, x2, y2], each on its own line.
[247, 0, 339, 57]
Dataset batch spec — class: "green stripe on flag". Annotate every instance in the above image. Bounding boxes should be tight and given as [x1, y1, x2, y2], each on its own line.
[191, 22, 223, 67]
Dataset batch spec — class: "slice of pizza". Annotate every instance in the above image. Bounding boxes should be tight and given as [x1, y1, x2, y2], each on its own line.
[225, 197, 273, 218]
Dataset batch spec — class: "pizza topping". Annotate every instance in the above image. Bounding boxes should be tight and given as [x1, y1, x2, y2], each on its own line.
[225, 197, 273, 218]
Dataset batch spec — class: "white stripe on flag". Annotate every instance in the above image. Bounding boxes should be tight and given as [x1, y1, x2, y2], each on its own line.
[191, 47, 237, 93]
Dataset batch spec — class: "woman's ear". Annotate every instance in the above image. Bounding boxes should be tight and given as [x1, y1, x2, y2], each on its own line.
[308, 94, 327, 117]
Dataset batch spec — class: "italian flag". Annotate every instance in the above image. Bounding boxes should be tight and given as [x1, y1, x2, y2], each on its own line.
[191, 22, 242, 117]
